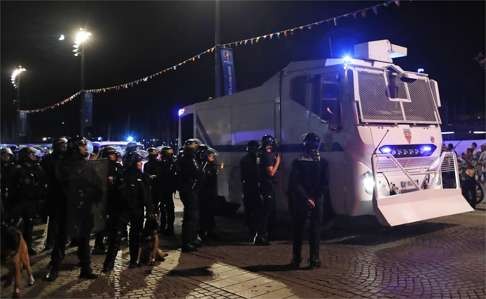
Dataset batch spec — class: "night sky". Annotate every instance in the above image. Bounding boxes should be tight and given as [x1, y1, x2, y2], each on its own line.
[1, 1, 484, 142]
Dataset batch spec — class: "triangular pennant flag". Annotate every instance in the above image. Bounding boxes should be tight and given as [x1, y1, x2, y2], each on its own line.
[333, 18, 337, 26]
[372, 6, 378, 15]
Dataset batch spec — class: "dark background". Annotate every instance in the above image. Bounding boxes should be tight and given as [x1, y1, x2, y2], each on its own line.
[1, 0, 484, 142]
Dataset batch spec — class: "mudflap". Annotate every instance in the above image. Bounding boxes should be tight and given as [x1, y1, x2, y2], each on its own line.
[375, 188, 473, 226]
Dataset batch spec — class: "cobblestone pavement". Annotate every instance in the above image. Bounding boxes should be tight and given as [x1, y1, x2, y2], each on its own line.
[1, 201, 485, 299]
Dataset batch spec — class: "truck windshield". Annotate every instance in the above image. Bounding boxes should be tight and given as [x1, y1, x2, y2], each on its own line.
[357, 69, 440, 124]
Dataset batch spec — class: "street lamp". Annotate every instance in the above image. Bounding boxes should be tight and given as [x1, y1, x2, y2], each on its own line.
[72, 28, 91, 90]
[11, 66, 27, 142]
[72, 28, 92, 136]
[11, 66, 26, 88]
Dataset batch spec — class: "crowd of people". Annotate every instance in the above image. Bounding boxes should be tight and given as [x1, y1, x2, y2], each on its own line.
[443, 141, 486, 207]
[0, 132, 330, 283]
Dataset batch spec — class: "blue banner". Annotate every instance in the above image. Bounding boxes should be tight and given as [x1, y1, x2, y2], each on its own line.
[220, 48, 237, 96]
[81, 92, 93, 127]
[18, 111, 27, 137]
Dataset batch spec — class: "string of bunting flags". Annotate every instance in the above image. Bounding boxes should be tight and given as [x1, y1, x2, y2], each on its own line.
[19, 0, 401, 114]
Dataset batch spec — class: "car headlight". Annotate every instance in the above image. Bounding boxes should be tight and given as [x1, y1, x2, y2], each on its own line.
[362, 172, 375, 194]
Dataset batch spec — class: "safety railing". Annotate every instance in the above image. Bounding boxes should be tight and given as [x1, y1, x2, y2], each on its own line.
[371, 151, 461, 198]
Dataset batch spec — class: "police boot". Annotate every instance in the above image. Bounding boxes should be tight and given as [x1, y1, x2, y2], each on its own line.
[45, 266, 59, 282]
[79, 267, 98, 279]
[308, 258, 321, 269]
[181, 243, 197, 253]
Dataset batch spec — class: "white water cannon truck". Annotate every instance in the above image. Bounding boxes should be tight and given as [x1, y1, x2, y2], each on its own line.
[178, 40, 472, 226]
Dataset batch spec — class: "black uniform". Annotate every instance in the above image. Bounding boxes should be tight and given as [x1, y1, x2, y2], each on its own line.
[46, 137, 101, 281]
[199, 160, 218, 238]
[8, 160, 47, 251]
[144, 156, 162, 212]
[240, 150, 259, 238]
[177, 149, 202, 250]
[159, 155, 177, 234]
[1, 156, 16, 216]
[103, 165, 154, 270]
[288, 156, 328, 266]
[256, 151, 278, 242]
[41, 151, 65, 249]
[93, 156, 122, 253]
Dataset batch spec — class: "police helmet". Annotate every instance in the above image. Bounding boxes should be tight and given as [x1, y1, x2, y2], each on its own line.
[100, 146, 118, 159]
[160, 146, 174, 158]
[18, 147, 38, 162]
[183, 138, 201, 151]
[0, 147, 14, 157]
[52, 137, 68, 152]
[147, 147, 159, 155]
[126, 152, 144, 168]
[67, 136, 90, 158]
[126, 142, 138, 153]
[246, 140, 259, 153]
[302, 132, 320, 152]
[261, 135, 276, 147]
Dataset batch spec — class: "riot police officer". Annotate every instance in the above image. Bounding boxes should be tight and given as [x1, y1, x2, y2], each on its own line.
[46, 137, 100, 281]
[41, 137, 68, 251]
[92, 146, 122, 254]
[123, 142, 138, 166]
[8, 147, 47, 255]
[288, 132, 328, 269]
[1, 147, 15, 211]
[177, 139, 202, 252]
[144, 147, 162, 214]
[159, 146, 177, 236]
[240, 140, 260, 242]
[255, 135, 281, 245]
[103, 152, 154, 272]
[198, 147, 218, 240]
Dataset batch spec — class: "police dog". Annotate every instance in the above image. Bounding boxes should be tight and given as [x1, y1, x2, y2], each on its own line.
[139, 215, 168, 266]
[1, 222, 35, 298]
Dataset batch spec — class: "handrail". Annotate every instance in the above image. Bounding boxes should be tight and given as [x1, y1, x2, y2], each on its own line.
[373, 153, 421, 189]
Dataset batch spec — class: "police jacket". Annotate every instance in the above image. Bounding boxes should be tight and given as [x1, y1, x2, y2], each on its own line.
[41, 152, 65, 210]
[240, 153, 259, 193]
[105, 160, 122, 213]
[288, 156, 328, 208]
[144, 158, 162, 193]
[200, 161, 218, 199]
[177, 151, 201, 192]
[119, 168, 154, 213]
[1, 160, 15, 200]
[160, 157, 177, 193]
[9, 161, 47, 204]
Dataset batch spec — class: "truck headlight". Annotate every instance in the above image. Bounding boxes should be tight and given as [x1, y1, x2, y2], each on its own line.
[362, 172, 375, 194]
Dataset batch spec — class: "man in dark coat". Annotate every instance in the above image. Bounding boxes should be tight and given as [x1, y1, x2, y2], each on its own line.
[41, 137, 68, 251]
[45, 137, 101, 281]
[255, 135, 281, 245]
[240, 140, 260, 242]
[198, 147, 218, 240]
[288, 132, 328, 269]
[103, 152, 154, 272]
[177, 139, 202, 252]
[159, 146, 177, 236]
[8, 147, 47, 255]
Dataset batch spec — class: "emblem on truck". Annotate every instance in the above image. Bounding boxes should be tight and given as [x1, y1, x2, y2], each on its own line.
[403, 129, 412, 144]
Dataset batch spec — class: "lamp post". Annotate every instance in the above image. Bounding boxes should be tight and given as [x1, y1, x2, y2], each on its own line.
[214, 0, 222, 98]
[11, 66, 27, 142]
[72, 28, 92, 136]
